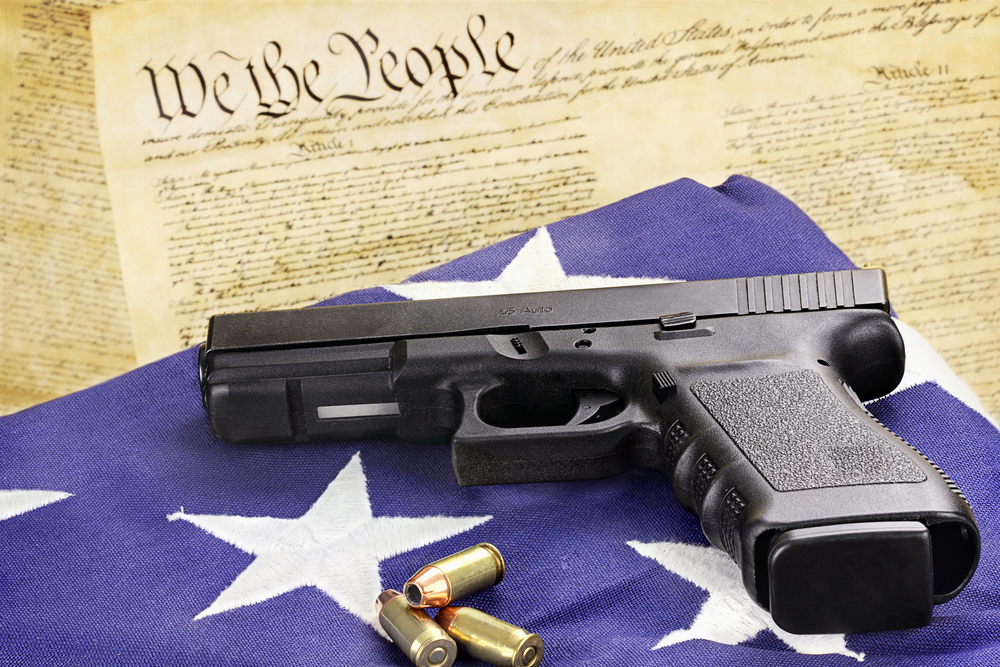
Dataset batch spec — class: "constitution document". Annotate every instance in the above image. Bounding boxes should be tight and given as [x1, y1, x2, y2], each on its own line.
[29, 1, 1000, 415]
[1, 0, 135, 414]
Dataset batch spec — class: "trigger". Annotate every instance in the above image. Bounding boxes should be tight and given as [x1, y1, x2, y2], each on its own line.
[569, 390, 624, 425]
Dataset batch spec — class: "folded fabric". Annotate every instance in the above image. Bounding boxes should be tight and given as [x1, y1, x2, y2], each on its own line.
[1, 176, 995, 666]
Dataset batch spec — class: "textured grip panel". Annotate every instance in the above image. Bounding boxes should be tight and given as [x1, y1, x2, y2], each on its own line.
[690, 370, 925, 491]
[719, 488, 747, 566]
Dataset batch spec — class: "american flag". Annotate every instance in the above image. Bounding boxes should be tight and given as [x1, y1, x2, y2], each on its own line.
[1, 176, 995, 665]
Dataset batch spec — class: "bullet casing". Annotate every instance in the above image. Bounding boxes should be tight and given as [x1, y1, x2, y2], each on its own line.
[405, 543, 505, 608]
[435, 606, 544, 667]
[376, 590, 457, 667]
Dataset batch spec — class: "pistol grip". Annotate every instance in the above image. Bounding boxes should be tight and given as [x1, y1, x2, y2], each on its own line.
[665, 366, 979, 634]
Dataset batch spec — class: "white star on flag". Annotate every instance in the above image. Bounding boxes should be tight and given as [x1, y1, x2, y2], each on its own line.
[628, 540, 865, 661]
[0, 489, 72, 521]
[383, 226, 677, 300]
[168, 452, 491, 630]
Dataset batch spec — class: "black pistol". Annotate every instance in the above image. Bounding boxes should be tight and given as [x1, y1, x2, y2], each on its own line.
[198, 269, 979, 634]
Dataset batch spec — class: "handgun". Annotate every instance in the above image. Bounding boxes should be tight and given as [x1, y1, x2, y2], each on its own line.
[197, 268, 979, 635]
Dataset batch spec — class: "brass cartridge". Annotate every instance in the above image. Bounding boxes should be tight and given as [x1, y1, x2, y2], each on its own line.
[405, 543, 505, 608]
[435, 606, 544, 667]
[376, 590, 457, 667]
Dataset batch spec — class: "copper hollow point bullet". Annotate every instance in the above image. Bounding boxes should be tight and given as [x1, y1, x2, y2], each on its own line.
[376, 590, 457, 667]
[405, 543, 505, 608]
[436, 606, 544, 667]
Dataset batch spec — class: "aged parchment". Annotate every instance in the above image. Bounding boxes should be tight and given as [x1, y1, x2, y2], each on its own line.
[0, 0, 135, 415]
[3, 1, 996, 418]
[90, 1, 1000, 414]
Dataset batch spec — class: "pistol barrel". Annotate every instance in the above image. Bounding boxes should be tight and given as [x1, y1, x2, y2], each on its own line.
[202, 269, 889, 352]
